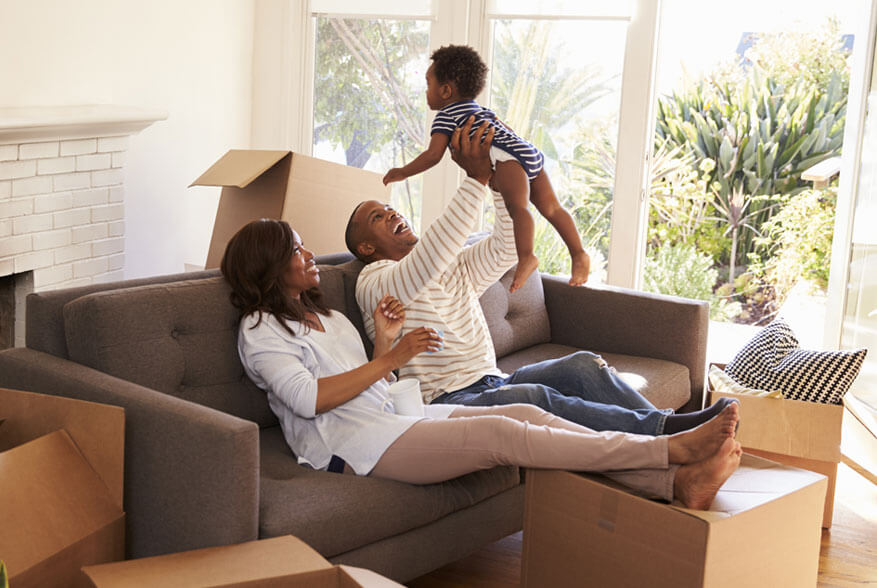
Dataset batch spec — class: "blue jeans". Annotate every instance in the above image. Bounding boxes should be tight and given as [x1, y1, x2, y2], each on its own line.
[431, 351, 671, 435]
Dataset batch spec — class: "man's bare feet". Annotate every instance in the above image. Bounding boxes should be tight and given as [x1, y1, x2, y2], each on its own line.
[569, 251, 590, 286]
[667, 402, 739, 464]
[674, 437, 743, 509]
[510, 254, 539, 293]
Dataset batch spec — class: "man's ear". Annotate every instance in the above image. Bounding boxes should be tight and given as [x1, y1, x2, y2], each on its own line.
[357, 242, 375, 259]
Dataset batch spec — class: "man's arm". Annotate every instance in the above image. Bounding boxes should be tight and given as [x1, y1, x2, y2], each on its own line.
[357, 118, 494, 316]
[459, 186, 517, 297]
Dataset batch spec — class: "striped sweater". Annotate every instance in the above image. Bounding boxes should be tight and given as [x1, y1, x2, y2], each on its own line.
[355, 177, 517, 402]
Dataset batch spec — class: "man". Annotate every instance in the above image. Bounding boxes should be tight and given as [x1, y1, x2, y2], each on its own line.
[346, 116, 734, 435]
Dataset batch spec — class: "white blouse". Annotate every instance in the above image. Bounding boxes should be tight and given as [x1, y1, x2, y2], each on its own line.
[237, 309, 454, 474]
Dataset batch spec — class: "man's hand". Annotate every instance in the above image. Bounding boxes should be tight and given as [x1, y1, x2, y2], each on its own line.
[450, 116, 494, 185]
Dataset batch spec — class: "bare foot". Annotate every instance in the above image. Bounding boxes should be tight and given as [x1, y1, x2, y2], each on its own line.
[510, 254, 539, 293]
[667, 402, 739, 464]
[674, 437, 743, 509]
[568, 251, 590, 286]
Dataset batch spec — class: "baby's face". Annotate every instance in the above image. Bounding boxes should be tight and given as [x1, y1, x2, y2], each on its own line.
[425, 64, 449, 111]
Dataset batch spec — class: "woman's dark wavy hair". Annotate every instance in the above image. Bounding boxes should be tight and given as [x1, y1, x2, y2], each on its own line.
[430, 45, 487, 98]
[220, 218, 329, 336]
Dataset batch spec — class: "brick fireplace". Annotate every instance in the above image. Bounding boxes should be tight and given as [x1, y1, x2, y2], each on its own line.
[0, 105, 165, 348]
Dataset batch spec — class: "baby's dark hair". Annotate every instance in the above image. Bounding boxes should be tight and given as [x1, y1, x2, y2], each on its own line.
[430, 45, 487, 99]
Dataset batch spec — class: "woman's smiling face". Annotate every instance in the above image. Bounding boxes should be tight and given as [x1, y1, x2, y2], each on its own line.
[283, 230, 320, 299]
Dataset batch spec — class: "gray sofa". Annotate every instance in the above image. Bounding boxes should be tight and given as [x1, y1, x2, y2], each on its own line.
[0, 254, 707, 582]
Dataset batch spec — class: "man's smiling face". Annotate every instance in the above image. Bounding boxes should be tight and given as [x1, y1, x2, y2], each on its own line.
[351, 200, 419, 261]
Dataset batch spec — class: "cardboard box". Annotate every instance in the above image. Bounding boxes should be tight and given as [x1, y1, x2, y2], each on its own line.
[191, 150, 390, 267]
[82, 535, 404, 587]
[0, 388, 125, 588]
[709, 363, 843, 527]
[521, 454, 827, 588]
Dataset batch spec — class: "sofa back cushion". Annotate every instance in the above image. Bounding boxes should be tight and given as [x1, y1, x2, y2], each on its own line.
[26, 269, 221, 359]
[63, 277, 279, 427]
[479, 267, 551, 359]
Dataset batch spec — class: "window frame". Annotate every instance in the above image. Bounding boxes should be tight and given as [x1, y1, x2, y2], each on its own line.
[252, 0, 661, 288]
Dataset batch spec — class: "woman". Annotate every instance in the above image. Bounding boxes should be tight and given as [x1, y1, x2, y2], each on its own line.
[221, 219, 742, 510]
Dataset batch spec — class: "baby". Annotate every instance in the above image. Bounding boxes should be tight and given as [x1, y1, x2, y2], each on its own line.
[383, 44, 590, 292]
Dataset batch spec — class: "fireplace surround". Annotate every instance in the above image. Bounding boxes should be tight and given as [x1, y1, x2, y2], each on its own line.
[0, 105, 165, 347]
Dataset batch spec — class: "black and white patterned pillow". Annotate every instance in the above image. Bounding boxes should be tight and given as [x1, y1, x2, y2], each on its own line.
[724, 319, 867, 405]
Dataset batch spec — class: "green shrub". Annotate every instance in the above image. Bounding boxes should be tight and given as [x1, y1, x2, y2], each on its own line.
[643, 243, 741, 321]
[748, 188, 836, 303]
[653, 20, 849, 273]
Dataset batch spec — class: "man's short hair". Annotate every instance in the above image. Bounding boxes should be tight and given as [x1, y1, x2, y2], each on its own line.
[345, 202, 367, 261]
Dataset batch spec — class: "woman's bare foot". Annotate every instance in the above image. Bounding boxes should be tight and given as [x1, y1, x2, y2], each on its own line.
[674, 437, 743, 509]
[568, 251, 590, 286]
[510, 254, 539, 293]
[667, 402, 739, 464]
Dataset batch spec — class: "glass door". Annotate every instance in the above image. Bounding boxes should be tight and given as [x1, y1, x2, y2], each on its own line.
[646, 0, 865, 360]
[481, 0, 648, 285]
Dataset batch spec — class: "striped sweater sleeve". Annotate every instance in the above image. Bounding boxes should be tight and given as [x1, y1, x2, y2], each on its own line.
[356, 177, 486, 319]
[461, 188, 518, 296]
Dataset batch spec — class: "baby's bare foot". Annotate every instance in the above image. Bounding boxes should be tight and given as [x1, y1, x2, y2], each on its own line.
[667, 402, 739, 464]
[674, 437, 742, 509]
[510, 254, 539, 293]
[569, 251, 590, 286]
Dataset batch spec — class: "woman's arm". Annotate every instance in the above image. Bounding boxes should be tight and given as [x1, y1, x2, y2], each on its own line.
[315, 325, 441, 413]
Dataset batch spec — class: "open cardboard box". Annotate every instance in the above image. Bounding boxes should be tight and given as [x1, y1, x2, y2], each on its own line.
[191, 150, 390, 268]
[521, 454, 827, 588]
[708, 362, 843, 527]
[81, 535, 403, 587]
[0, 388, 125, 588]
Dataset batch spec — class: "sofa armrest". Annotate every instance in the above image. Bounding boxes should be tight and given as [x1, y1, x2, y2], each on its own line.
[0, 347, 260, 558]
[541, 275, 709, 412]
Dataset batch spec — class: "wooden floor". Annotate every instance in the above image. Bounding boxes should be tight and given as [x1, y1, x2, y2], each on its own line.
[408, 462, 877, 587]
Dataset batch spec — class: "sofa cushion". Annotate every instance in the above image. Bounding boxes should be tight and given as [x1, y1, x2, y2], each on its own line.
[26, 268, 221, 359]
[479, 266, 551, 359]
[496, 342, 690, 410]
[257, 426, 520, 557]
[63, 277, 278, 427]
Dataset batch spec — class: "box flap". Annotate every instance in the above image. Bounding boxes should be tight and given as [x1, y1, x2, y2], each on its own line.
[190, 150, 291, 188]
[82, 535, 332, 587]
[337, 566, 405, 587]
[710, 390, 843, 462]
[0, 430, 125, 582]
[671, 453, 826, 520]
[0, 387, 124, 507]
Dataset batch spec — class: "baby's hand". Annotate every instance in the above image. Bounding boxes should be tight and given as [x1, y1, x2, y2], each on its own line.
[383, 168, 405, 185]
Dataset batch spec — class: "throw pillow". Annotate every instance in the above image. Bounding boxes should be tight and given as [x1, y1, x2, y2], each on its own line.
[708, 365, 783, 398]
[724, 319, 867, 405]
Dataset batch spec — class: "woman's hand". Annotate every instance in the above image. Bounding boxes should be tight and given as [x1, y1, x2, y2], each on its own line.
[387, 327, 443, 369]
[373, 294, 405, 344]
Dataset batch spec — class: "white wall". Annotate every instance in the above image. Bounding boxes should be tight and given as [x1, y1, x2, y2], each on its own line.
[0, 0, 254, 277]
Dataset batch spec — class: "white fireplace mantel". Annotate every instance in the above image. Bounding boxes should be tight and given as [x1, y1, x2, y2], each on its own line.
[0, 105, 168, 143]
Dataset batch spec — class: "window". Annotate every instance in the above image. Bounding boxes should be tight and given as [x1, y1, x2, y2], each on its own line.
[310, 3, 433, 228]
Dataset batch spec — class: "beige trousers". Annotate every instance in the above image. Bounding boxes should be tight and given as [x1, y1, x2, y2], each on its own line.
[369, 404, 677, 501]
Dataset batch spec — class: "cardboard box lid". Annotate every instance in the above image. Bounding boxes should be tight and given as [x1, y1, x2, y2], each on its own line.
[673, 452, 827, 521]
[0, 430, 125, 581]
[0, 387, 125, 507]
[82, 535, 332, 587]
[710, 390, 843, 462]
[572, 453, 826, 524]
[190, 150, 291, 188]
